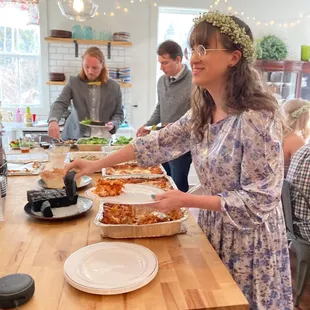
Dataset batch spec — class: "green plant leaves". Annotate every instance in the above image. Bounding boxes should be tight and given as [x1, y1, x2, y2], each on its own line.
[259, 35, 288, 60]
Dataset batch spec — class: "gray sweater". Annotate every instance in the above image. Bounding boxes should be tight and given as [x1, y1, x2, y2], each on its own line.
[48, 76, 124, 140]
[146, 65, 192, 126]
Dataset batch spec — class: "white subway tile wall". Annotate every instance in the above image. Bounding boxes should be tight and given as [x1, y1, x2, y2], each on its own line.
[47, 43, 132, 123]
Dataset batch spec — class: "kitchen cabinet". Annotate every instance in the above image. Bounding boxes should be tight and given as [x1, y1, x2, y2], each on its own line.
[255, 60, 310, 103]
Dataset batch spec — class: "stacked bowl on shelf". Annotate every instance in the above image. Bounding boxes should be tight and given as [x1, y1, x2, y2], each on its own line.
[118, 67, 131, 83]
[108, 67, 131, 84]
[49, 73, 65, 82]
[112, 32, 130, 42]
[108, 68, 118, 80]
[50, 29, 72, 38]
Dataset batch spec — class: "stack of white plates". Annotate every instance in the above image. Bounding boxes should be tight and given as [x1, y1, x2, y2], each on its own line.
[64, 242, 158, 295]
[118, 67, 131, 83]
[108, 67, 118, 79]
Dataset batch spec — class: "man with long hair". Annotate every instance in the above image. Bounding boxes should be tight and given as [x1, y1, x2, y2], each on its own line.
[48, 46, 124, 140]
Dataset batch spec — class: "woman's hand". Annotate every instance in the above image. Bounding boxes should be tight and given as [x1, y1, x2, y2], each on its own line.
[149, 190, 188, 213]
[64, 159, 98, 179]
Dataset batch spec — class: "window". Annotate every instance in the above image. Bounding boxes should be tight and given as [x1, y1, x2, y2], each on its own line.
[0, 1, 40, 108]
[157, 7, 207, 80]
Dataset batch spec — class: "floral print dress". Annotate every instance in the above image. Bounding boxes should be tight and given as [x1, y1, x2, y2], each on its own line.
[131, 109, 293, 310]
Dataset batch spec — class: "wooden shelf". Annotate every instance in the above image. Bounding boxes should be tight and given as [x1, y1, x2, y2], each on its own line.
[46, 81, 66, 86]
[45, 37, 132, 46]
[46, 81, 132, 88]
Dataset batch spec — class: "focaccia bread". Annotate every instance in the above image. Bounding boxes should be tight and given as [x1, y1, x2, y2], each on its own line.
[40, 168, 65, 189]
[40, 168, 80, 189]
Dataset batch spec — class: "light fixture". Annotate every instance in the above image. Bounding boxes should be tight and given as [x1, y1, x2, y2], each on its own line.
[58, 0, 98, 22]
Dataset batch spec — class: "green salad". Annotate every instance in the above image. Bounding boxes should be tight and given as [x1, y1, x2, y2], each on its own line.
[10, 140, 34, 148]
[113, 136, 133, 145]
[77, 137, 110, 145]
[80, 118, 92, 125]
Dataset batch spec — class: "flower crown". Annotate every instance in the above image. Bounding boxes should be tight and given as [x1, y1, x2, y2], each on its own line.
[193, 11, 256, 64]
[291, 102, 310, 119]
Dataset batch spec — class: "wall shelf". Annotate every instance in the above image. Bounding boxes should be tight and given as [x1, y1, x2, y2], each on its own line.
[46, 81, 132, 88]
[44, 37, 132, 46]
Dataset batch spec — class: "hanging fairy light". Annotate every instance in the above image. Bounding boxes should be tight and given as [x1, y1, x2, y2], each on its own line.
[73, 0, 84, 13]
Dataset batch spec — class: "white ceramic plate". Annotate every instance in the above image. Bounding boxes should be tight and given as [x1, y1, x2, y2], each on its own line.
[79, 122, 110, 129]
[37, 175, 92, 189]
[8, 162, 44, 176]
[64, 242, 158, 295]
[24, 196, 93, 220]
[144, 125, 165, 131]
[84, 184, 164, 204]
[6, 152, 49, 164]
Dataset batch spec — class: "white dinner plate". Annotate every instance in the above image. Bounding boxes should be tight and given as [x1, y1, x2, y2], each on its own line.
[37, 175, 92, 189]
[6, 152, 49, 164]
[64, 242, 158, 295]
[79, 122, 110, 129]
[84, 184, 164, 204]
[8, 162, 44, 176]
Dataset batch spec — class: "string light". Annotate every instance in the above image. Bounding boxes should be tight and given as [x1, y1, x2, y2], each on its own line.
[99, 0, 310, 22]
[195, 0, 310, 28]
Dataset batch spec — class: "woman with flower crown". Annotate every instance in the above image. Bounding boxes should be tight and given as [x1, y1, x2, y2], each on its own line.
[65, 11, 293, 309]
[282, 99, 310, 176]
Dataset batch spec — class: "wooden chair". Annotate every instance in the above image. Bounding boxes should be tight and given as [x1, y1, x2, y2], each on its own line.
[281, 179, 310, 307]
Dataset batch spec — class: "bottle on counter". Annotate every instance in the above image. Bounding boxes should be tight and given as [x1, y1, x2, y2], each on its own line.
[16, 108, 23, 123]
[24, 107, 33, 127]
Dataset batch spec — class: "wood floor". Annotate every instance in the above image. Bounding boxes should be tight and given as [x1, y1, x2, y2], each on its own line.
[189, 209, 310, 310]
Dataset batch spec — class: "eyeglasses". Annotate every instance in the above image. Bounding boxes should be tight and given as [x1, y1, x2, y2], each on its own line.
[184, 45, 230, 60]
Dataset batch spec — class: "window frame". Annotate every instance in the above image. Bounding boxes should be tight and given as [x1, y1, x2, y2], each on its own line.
[148, 6, 206, 118]
[0, 0, 49, 116]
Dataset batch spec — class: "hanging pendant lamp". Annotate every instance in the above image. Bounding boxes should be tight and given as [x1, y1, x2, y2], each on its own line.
[58, 0, 98, 22]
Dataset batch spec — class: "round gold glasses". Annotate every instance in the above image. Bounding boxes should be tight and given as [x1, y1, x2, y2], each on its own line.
[184, 45, 230, 60]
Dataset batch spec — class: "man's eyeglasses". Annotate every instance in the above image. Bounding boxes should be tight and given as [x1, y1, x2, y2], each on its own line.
[184, 45, 230, 60]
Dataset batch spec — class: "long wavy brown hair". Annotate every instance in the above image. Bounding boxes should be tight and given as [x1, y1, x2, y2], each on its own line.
[189, 16, 279, 142]
[79, 46, 109, 84]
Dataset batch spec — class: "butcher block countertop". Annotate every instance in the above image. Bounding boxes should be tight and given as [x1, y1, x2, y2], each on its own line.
[0, 151, 248, 310]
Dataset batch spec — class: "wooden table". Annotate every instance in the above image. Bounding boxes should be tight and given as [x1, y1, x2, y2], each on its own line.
[0, 152, 248, 310]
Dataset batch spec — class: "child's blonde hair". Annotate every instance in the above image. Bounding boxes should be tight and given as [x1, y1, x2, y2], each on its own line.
[282, 99, 310, 140]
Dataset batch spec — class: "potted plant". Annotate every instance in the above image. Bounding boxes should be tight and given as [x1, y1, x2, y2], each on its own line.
[257, 35, 288, 60]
